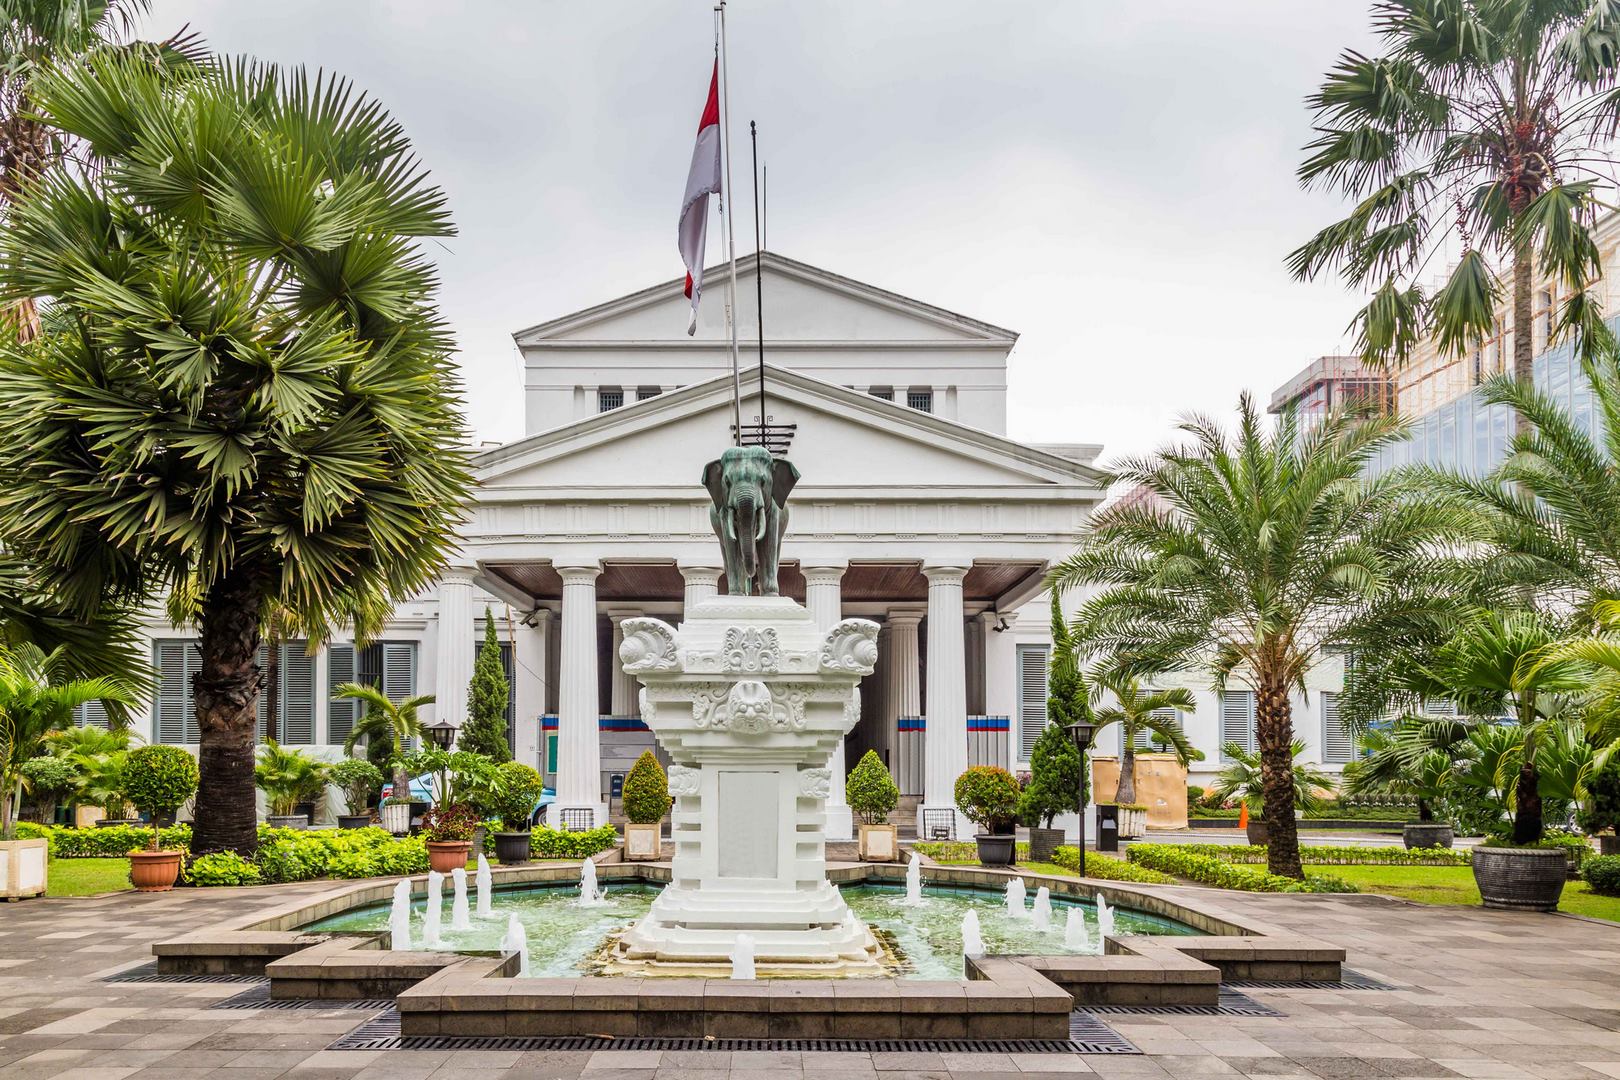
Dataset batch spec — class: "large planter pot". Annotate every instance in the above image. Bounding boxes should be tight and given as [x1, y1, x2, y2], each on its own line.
[494, 831, 532, 865]
[858, 823, 898, 862]
[1403, 823, 1454, 850]
[1245, 818, 1269, 845]
[974, 833, 1016, 867]
[1028, 827, 1064, 864]
[267, 814, 309, 830]
[128, 849, 183, 892]
[624, 822, 662, 861]
[425, 839, 472, 874]
[95, 817, 139, 828]
[0, 837, 48, 900]
[1472, 846, 1567, 911]
[380, 802, 412, 836]
[337, 815, 373, 830]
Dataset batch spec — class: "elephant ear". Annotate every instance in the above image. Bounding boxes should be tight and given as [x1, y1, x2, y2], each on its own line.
[771, 458, 801, 508]
[702, 460, 725, 507]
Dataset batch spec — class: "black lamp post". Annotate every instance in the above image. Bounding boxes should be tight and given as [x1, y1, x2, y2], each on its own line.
[1065, 720, 1097, 874]
[425, 720, 457, 806]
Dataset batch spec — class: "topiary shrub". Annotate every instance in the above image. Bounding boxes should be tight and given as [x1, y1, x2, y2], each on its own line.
[19, 756, 79, 823]
[328, 757, 383, 816]
[492, 761, 545, 831]
[622, 750, 671, 825]
[122, 746, 199, 851]
[846, 750, 899, 825]
[954, 766, 1020, 833]
[459, 612, 512, 763]
[1582, 854, 1620, 896]
[1018, 721, 1081, 828]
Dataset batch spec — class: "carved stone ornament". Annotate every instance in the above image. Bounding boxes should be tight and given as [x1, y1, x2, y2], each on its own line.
[718, 680, 787, 734]
[819, 619, 880, 675]
[619, 618, 680, 674]
[667, 764, 701, 797]
[799, 768, 831, 799]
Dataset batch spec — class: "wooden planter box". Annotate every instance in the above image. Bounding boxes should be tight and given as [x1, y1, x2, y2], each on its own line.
[857, 823, 897, 862]
[0, 837, 48, 901]
[624, 823, 662, 861]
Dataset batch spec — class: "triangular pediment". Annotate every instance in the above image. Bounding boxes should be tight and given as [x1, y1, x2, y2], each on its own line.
[474, 366, 1103, 493]
[512, 252, 1017, 348]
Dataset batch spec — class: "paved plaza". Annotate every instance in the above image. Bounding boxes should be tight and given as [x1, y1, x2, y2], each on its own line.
[3, 879, 1620, 1080]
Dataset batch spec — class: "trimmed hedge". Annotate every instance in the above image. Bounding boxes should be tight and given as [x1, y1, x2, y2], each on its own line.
[1126, 843, 1357, 893]
[529, 824, 619, 859]
[16, 822, 192, 857]
[1161, 842, 1471, 867]
[1050, 845, 1176, 884]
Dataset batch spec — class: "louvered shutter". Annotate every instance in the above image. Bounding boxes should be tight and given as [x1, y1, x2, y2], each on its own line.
[281, 644, 316, 745]
[327, 644, 358, 744]
[74, 699, 109, 729]
[383, 643, 417, 752]
[1016, 644, 1050, 760]
[1134, 690, 1182, 750]
[1220, 690, 1255, 759]
[253, 645, 269, 742]
[1424, 698, 1458, 717]
[1322, 693, 1352, 763]
[155, 640, 199, 744]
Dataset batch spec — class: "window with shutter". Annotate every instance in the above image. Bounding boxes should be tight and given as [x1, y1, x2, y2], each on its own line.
[383, 643, 417, 702]
[1134, 691, 1183, 750]
[906, 390, 933, 413]
[327, 643, 358, 744]
[73, 699, 110, 728]
[280, 645, 316, 745]
[1220, 690, 1255, 759]
[1016, 644, 1050, 760]
[1322, 692, 1352, 763]
[154, 640, 201, 744]
[1424, 698, 1458, 717]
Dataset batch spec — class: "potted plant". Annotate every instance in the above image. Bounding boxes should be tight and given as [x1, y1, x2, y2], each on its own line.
[955, 765, 1021, 866]
[421, 803, 479, 872]
[847, 750, 900, 861]
[619, 750, 670, 860]
[335, 682, 433, 835]
[491, 761, 545, 864]
[329, 757, 383, 829]
[19, 756, 78, 825]
[1017, 723, 1080, 863]
[254, 742, 327, 828]
[1209, 741, 1331, 846]
[1342, 718, 1460, 850]
[121, 745, 199, 891]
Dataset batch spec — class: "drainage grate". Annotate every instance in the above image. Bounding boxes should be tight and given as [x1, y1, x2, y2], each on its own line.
[1083, 989, 1282, 1018]
[210, 984, 394, 1012]
[1227, 968, 1399, 991]
[329, 1009, 1139, 1055]
[105, 962, 266, 985]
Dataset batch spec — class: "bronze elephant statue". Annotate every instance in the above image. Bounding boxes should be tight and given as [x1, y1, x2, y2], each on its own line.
[702, 447, 799, 596]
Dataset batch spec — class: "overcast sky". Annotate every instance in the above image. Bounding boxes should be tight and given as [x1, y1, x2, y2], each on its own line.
[145, 1, 1378, 463]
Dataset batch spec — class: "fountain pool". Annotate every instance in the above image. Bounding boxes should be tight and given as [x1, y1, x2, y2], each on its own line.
[304, 881, 1195, 979]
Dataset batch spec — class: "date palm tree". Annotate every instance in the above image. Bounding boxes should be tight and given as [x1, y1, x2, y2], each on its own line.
[1291, 0, 1620, 416]
[1050, 395, 1483, 877]
[0, 54, 472, 856]
[337, 683, 432, 811]
[1089, 673, 1196, 806]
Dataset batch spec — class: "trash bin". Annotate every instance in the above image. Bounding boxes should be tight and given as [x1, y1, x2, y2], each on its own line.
[1096, 803, 1120, 853]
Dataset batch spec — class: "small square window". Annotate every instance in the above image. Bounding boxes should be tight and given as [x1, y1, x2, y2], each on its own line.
[907, 390, 933, 413]
[868, 387, 894, 402]
[598, 389, 624, 412]
[636, 387, 661, 401]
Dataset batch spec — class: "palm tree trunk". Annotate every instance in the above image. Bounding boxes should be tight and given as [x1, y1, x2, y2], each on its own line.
[1116, 737, 1137, 804]
[1, 776, 17, 840]
[1511, 236, 1535, 433]
[190, 567, 265, 857]
[1513, 758, 1543, 843]
[1255, 672, 1303, 878]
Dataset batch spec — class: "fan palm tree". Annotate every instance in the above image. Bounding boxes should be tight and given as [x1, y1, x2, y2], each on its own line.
[0, 642, 136, 838]
[1050, 395, 1484, 877]
[336, 683, 432, 810]
[0, 55, 472, 856]
[1089, 673, 1196, 805]
[1208, 741, 1336, 818]
[1341, 715, 1469, 823]
[1291, 0, 1620, 420]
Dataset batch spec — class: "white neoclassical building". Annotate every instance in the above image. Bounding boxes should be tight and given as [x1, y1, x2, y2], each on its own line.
[100, 252, 1358, 833]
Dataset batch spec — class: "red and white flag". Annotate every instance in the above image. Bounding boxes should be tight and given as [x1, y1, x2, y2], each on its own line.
[678, 60, 722, 335]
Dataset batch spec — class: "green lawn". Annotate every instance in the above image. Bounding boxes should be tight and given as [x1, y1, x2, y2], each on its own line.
[1305, 862, 1620, 923]
[47, 856, 132, 897]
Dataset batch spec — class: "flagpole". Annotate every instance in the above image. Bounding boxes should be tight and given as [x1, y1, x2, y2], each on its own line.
[750, 120, 766, 444]
[716, 1, 743, 447]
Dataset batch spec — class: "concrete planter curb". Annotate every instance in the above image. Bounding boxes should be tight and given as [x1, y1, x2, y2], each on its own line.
[0, 837, 48, 900]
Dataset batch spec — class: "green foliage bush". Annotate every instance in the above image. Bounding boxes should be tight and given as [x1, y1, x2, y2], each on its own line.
[491, 761, 546, 831]
[122, 746, 199, 821]
[529, 824, 619, 859]
[421, 803, 479, 842]
[1126, 843, 1357, 893]
[621, 751, 671, 825]
[1018, 722, 1081, 828]
[1582, 854, 1620, 896]
[954, 766, 1020, 831]
[328, 758, 383, 815]
[460, 613, 512, 763]
[1163, 842, 1471, 866]
[186, 851, 263, 886]
[1049, 845, 1177, 883]
[22, 822, 192, 856]
[20, 756, 78, 797]
[254, 742, 327, 817]
[846, 750, 899, 825]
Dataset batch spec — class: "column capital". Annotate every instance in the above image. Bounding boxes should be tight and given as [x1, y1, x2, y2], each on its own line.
[554, 562, 602, 585]
[886, 605, 926, 628]
[921, 561, 971, 583]
[799, 559, 849, 576]
[439, 565, 479, 587]
[676, 561, 723, 581]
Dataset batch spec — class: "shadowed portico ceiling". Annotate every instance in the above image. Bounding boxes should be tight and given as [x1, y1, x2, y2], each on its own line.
[482, 560, 1045, 607]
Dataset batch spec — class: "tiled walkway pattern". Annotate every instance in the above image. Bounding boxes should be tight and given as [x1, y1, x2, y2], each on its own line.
[3, 879, 1620, 1078]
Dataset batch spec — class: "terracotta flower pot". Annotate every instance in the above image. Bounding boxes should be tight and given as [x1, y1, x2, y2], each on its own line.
[425, 840, 472, 874]
[128, 850, 183, 892]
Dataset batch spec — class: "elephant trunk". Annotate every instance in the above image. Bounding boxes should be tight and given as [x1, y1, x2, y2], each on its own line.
[734, 494, 760, 579]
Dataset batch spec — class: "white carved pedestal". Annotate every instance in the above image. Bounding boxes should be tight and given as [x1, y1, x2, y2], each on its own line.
[606, 596, 885, 976]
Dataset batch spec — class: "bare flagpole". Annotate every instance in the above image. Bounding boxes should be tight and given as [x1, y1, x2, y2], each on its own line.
[715, 1, 743, 446]
[750, 120, 765, 444]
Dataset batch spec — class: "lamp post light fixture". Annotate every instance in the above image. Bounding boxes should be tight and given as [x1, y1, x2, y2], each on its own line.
[424, 720, 458, 809]
[1065, 720, 1097, 875]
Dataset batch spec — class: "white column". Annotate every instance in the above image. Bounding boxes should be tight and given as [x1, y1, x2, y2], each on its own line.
[679, 562, 722, 618]
[608, 609, 641, 718]
[922, 563, 971, 838]
[981, 610, 1018, 767]
[885, 610, 923, 746]
[803, 562, 852, 841]
[556, 563, 606, 827]
[513, 610, 550, 771]
[432, 566, 477, 729]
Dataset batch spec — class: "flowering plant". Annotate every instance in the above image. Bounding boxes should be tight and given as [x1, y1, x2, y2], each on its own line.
[420, 802, 479, 843]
